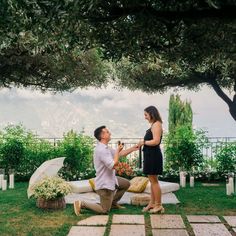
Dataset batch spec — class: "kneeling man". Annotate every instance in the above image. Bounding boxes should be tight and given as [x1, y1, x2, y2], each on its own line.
[74, 125, 138, 214]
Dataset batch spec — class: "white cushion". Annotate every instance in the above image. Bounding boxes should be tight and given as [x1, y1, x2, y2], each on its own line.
[68, 179, 179, 197]
[65, 191, 180, 204]
[144, 180, 179, 194]
[69, 180, 93, 193]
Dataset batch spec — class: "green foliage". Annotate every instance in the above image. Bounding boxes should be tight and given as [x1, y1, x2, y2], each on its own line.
[0, 124, 57, 180]
[163, 130, 220, 181]
[58, 130, 94, 180]
[215, 143, 236, 175]
[0, 1, 234, 88]
[119, 152, 139, 170]
[164, 94, 204, 172]
[1, 138, 25, 170]
[168, 94, 193, 133]
[17, 139, 57, 181]
[0, 0, 235, 119]
[164, 125, 204, 172]
[132, 168, 145, 177]
[0, 125, 95, 181]
[0, 0, 111, 92]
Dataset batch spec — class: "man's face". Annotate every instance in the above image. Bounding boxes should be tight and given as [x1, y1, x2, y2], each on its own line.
[101, 128, 111, 142]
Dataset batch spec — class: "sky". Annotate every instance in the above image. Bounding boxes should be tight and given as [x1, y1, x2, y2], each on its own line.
[0, 85, 235, 139]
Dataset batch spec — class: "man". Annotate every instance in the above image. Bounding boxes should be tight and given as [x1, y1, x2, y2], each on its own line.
[74, 125, 139, 215]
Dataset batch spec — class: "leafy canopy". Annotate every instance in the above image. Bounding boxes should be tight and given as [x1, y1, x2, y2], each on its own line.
[0, 0, 236, 119]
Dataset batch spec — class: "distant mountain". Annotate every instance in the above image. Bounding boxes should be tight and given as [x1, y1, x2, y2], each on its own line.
[0, 86, 235, 138]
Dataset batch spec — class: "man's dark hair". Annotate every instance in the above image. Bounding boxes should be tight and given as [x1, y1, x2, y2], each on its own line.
[94, 125, 106, 141]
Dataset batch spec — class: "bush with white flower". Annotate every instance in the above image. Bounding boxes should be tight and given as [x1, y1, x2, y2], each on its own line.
[32, 176, 71, 200]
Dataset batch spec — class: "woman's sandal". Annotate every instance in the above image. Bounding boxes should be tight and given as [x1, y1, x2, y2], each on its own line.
[149, 205, 165, 214]
[142, 204, 155, 212]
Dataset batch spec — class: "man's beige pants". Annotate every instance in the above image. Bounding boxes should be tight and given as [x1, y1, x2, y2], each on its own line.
[82, 176, 130, 214]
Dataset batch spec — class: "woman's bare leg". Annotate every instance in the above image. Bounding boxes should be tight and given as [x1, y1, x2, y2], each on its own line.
[142, 180, 155, 212]
[148, 175, 161, 205]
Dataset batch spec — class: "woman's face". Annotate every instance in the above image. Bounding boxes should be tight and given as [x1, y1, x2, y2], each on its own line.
[144, 111, 151, 123]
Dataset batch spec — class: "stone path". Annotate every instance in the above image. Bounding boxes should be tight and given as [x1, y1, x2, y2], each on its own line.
[67, 215, 236, 236]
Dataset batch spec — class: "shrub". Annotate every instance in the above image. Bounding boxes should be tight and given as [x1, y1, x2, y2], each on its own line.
[132, 167, 145, 177]
[0, 124, 57, 181]
[215, 143, 236, 176]
[0, 138, 25, 171]
[57, 130, 94, 180]
[164, 125, 204, 172]
[0, 125, 95, 181]
[18, 139, 57, 181]
[164, 94, 205, 173]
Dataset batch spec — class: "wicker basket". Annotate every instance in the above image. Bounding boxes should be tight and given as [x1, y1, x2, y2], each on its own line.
[36, 197, 66, 210]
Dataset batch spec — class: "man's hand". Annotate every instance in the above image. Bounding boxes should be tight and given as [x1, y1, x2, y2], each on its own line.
[117, 140, 124, 152]
[132, 144, 139, 151]
[117, 142, 140, 158]
[114, 141, 124, 167]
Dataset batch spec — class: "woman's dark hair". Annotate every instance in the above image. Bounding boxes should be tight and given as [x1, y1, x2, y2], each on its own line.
[144, 106, 162, 123]
[94, 125, 106, 141]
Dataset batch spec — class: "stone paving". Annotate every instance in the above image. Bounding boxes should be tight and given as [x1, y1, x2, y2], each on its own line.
[110, 225, 145, 236]
[191, 224, 232, 236]
[76, 215, 109, 226]
[187, 215, 221, 223]
[112, 214, 145, 224]
[151, 215, 185, 229]
[224, 216, 236, 227]
[67, 215, 236, 236]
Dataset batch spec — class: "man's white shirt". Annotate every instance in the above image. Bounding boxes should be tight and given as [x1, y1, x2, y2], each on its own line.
[94, 142, 118, 191]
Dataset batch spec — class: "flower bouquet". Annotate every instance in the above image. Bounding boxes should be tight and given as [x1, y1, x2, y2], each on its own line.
[115, 162, 133, 179]
[32, 176, 71, 210]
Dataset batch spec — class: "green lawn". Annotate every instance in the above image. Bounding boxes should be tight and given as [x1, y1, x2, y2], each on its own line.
[0, 182, 235, 236]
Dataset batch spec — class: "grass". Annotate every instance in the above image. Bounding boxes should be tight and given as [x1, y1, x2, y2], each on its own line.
[0, 182, 235, 236]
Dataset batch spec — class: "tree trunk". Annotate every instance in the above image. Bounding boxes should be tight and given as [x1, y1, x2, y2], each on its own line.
[229, 94, 236, 121]
[209, 77, 236, 122]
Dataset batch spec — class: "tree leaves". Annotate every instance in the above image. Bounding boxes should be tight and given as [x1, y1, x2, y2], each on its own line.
[0, 0, 235, 119]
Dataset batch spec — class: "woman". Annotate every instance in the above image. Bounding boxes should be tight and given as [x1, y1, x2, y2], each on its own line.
[138, 106, 164, 213]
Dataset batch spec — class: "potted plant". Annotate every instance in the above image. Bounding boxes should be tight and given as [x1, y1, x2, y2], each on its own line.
[32, 176, 71, 210]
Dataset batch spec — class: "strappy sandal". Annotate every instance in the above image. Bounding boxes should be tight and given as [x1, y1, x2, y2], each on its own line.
[149, 204, 165, 214]
[142, 203, 155, 212]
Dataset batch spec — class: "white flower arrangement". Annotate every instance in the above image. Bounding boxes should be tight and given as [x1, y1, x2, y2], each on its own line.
[33, 176, 71, 200]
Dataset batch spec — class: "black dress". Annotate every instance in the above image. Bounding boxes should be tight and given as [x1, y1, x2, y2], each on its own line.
[143, 128, 163, 175]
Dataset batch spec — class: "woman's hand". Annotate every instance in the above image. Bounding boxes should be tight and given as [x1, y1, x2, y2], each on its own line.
[137, 140, 145, 148]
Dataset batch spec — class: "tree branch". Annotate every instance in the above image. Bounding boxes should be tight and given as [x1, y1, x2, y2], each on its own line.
[207, 76, 232, 106]
[83, 5, 236, 23]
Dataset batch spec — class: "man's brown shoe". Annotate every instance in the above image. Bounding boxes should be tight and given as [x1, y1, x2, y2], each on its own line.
[111, 204, 126, 209]
[74, 200, 82, 216]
